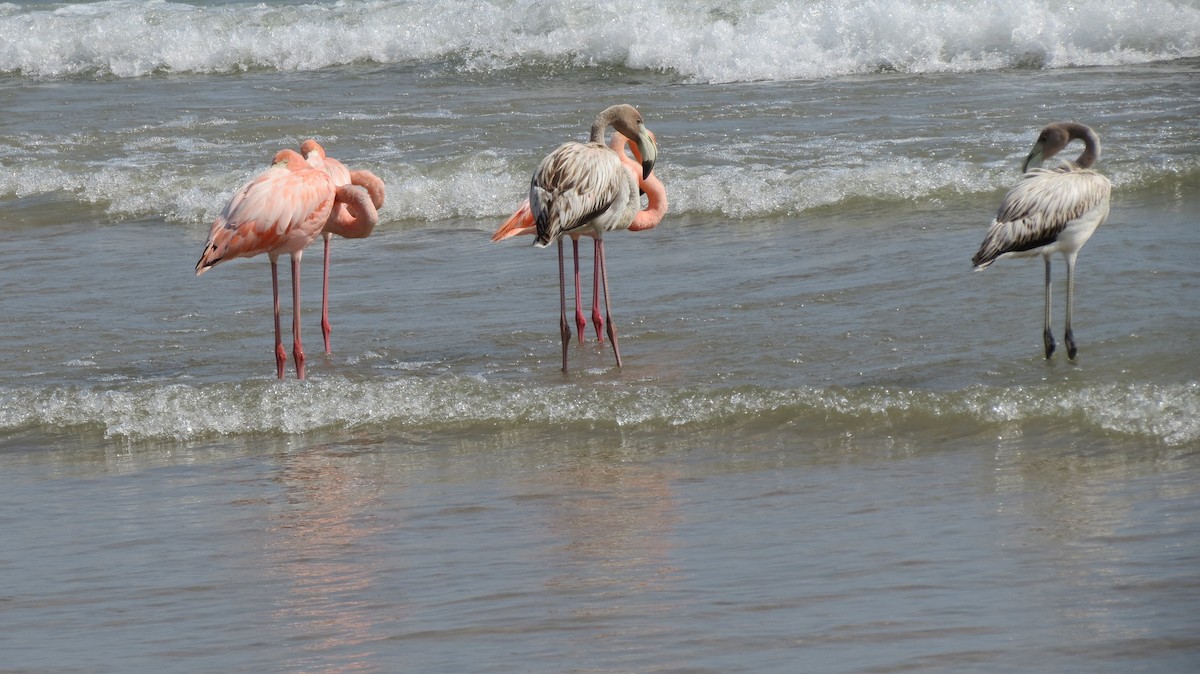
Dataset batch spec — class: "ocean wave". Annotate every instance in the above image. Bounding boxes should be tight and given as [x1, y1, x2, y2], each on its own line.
[1, 0, 1197, 82]
[3, 149, 1196, 226]
[2, 378, 1196, 446]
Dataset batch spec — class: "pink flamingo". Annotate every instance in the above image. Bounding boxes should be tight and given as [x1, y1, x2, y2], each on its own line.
[497, 104, 660, 372]
[299, 140, 386, 354]
[195, 149, 336, 380]
[493, 130, 667, 344]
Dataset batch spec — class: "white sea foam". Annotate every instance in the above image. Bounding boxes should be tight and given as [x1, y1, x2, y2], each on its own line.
[4, 148, 1196, 227]
[1, 0, 1197, 82]
[2, 378, 1196, 446]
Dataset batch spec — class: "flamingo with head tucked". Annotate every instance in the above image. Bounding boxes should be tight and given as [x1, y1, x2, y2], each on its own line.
[299, 140, 386, 354]
[493, 130, 667, 344]
[972, 121, 1111, 360]
[499, 105, 658, 372]
[195, 149, 335, 379]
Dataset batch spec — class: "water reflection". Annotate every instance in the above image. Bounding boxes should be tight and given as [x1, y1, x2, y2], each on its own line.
[265, 440, 392, 674]
[524, 441, 684, 664]
[990, 431, 1200, 656]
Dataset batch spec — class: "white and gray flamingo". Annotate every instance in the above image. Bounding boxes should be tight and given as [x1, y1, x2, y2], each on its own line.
[972, 122, 1111, 360]
[527, 104, 658, 372]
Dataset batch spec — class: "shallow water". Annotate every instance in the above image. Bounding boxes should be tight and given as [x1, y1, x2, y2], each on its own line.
[2, 1, 1199, 672]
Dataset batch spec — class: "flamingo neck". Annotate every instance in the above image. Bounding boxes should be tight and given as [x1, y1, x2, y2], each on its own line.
[1066, 122, 1101, 169]
[629, 177, 668, 232]
[589, 120, 609, 144]
[590, 105, 627, 144]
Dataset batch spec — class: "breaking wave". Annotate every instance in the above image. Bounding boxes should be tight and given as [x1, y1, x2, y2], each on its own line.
[2, 0, 1198, 82]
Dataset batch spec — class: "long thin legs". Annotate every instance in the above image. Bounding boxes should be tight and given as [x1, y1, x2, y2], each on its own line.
[1042, 256, 1056, 359]
[1064, 253, 1078, 360]
[558, 239, 571, 372]
[321, 233, 333, 355]
[558, 237, 621, 371]
[271, 257, 286, 379]
[571, 238, 586, 341]
[596, 239, 622, 368]
[591, 240, 605, 343]
[292, 254, 306, 380]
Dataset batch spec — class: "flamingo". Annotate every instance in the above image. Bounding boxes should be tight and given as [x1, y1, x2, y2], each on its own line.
[505, 104, 658, 372]
[195, 148, 335, 380]
[493, 130, 667, 344]
[299, 140, 386, 354]
[972, 122, 1112, 360]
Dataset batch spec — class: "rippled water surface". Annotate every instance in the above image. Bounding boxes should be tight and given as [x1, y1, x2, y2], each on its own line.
[2, 1, 1199, 672]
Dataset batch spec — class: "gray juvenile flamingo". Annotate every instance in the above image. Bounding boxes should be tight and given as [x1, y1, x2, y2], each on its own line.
[972, 122, 1112, 360]
[492, 130, 667, 344]
[510, 104, 658, 371]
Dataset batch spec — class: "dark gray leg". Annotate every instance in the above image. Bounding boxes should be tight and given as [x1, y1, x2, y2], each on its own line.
[1043, 256, 1056, 359]
[558, 239, 571, 372]
[1064, 253, 1078, 360]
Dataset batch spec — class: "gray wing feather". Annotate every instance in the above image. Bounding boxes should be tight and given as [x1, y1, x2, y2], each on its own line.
[530, 142, 624, 246]
[972, 167, 1110, 268]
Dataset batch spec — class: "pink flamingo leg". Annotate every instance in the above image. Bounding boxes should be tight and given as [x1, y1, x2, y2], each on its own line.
[597, 239, 622, 368]
[321, 233, 333, 355]
[591, 240, 605, 343]
[558, 239, 571, 372]
[292, 254, 307, 380]
[270, 256, 286, 379]
[572, 238, 587, 341]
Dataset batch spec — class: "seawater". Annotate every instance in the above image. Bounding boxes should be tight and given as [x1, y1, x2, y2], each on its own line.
[1, 1, 1199, 672]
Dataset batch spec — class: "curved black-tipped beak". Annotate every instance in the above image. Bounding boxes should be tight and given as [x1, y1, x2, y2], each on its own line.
[635, 124, 657, 179]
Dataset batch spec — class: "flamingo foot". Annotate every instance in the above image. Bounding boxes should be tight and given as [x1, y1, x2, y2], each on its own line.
[574, 308, 587, 343]
[560, 314, 572, 373]
[275, 345, 288, 379]
[294, 346, 306, 380]
[321, 316, 333, 355]
[1043, 328, 1056, 360]
[606, 320, 622, 368]
[1065, 328, 1077, 361]
[592, 307, 605, 344]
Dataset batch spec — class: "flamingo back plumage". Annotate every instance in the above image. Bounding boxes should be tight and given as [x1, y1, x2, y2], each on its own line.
[195, 149, 335, 275]
[972, 166, 1111, 269]
[530, 141, 635, 247]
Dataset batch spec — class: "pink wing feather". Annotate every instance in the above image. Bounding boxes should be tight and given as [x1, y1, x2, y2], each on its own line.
[195, 149, 334, 275]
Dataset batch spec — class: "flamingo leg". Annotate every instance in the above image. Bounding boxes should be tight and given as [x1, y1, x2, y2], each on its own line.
[321, 233, 333, 355]
[591, 239, 605, 343]
[596, 239, 622, 368]
[1064, 252, 1078, 361]
[1042, 255, 1056, 359]
[271, 256, 286, 379]
[292, 254, 307, 380]
[572, 238, 586, 341]
[558, 239, 571, 372]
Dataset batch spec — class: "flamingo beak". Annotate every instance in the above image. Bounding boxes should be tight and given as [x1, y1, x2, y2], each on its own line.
[1021, 142, 1046, 173]
[635, 124, 657, 179]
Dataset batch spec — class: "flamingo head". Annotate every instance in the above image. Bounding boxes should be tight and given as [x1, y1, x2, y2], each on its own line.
[300, 139, 326, 160]
[272, 149, 307, 170]
[1022, 123, 1071, 173]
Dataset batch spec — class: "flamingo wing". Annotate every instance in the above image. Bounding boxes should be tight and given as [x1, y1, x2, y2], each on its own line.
[196, 162, 334, 274]
[972, 168, 1111, 269]
[529, 142, 630, 247]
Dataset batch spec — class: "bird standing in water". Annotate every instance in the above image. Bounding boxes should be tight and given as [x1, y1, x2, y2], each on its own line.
[493, 130, 667, 344]
[520, 104, 658, 372]
[972, 122, 1112, 360]
[299, 140, 386, 354]
[195, 149, 336, 379]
